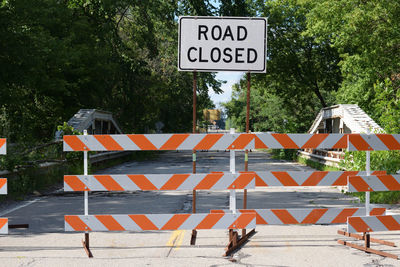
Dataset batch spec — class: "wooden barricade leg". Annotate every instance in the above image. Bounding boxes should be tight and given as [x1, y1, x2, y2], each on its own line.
[337, 230, 398, 259]
[82, 232, 93, 258]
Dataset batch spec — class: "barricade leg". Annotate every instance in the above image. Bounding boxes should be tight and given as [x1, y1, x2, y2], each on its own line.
[337, 231, 398, 259]
[82, 232, 93, 258]
[190, 149, 197, 245]
[224, 129, 256, 256]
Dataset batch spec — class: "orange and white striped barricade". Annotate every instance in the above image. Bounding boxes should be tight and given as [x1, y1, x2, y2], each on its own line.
[211, 207, 386, 225]
[348, 134, 400, 151]
[348, 174, 400, 192]
[338, 175, 400, 259]
[63, 132, 257, 257]
[65, 213, 255, 232]
[64, 172, 256, 256]
[64, 173, 255, 192]
[0, 139, 7, 234]
[344, 214, 400, 259]
[63, 133, 351, 151]
[254, 170, 386, 187]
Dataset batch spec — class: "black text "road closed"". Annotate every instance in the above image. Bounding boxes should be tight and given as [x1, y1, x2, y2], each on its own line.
[186, 25, 257, 64]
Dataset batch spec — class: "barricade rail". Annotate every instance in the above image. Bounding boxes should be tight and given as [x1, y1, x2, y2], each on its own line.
[65, 213, 255, 231]
[348, 175, 400, 192]
[211, 208, 386, 225]
[64, 133, 400, 151]
[64, 172, 255, 191]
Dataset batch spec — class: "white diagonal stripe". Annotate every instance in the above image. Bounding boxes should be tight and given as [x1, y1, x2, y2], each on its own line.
[256, 133, 282, 148]
[0, 180, 7, 195]
[145, 134, 173, 149]
[112, 135, 140, 150]
[113, 215, 141, 231]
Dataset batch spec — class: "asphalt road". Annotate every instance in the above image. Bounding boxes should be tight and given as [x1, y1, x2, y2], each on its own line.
[0, 150, 399, 266]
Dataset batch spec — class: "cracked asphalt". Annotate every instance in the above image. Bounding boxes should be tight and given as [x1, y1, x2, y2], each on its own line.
[0, 150, 399, 266]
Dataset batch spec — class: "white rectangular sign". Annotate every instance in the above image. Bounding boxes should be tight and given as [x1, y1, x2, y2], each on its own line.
[178, 16, 267, 72]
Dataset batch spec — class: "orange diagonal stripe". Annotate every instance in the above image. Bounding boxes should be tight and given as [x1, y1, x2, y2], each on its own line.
[160, 174, 190, 190]
[377, 216, 400, 231]
[255, 212, 268, 224]
[331, 208, 357, 224]
[95, 175, 125, 191]
[301, 171, 328, 186]
[301, 134, 328, 149]
[271, 134, 299, 149]
[0, 139, 5, 148]
[128, 175, 158, 190]
[127, 135, 157, 150]
[229, 213, 256, 229]
[377, 175, 400, 191]
[228, 173, 255, 189]
[254, 136, 268, 149]
[160, 134, 189, 150]
[372, 171, 386, 175]
[195, 213, 224, 229]
[370, 208, 386, 215]
[272, 172, 299, 186]
[0, 218, 7, 230]
[129, 215, 158, 230]
[94, 135, 123, 150]
[64, 176, 88, 191]
[0, 179, 6, 190]
[210, 210, 225, 214]
[272, 210, 299, 224]
[255, 172, 267, 186]
[348, 217, 372, 232]
[95, 215, 125, 231]
[194, 134, 223, 150]
[194, 173, 224, 190]
[227, 134, 254, 149]
[376, 134, 400, 150]
[65, 215, 91, 231]
[64, 136, 87, 151]
[349, 176, 372, 192]
[332, 171, 358, 186]
[161, 214, 191, 230]
[332, 135, 348, 149]
[301, 209, 328, 224]
[349, 134, 371, 150]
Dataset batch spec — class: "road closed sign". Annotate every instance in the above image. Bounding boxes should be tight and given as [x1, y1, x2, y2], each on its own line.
[178, 16, 267, 72]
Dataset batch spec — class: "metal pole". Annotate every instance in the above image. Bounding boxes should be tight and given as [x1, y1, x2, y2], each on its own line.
[83, 130, 92, 257]
[243, 72, 251, 236]
[191, 71, 197, 245]
[230, 128, 236, 213]
[366, 129, 370, 216]
[84, 130, 88, 216]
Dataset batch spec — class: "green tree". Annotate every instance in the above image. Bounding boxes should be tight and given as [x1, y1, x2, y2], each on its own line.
[306, 0, 400, 130]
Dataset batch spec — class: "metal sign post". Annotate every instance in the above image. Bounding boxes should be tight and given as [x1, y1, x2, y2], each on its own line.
[243, 72, 251, 237]
[178, 15, 267, 250]
[191, 71, 197, 245]
[82, 130, 93, 257]
[364, 130, 371, 248]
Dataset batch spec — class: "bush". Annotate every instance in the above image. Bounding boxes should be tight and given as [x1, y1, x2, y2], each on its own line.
[340, 150, 400, 204]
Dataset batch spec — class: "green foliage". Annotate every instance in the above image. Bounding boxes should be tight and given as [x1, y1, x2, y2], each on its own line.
[223, 0, 340, 133]
[340, 150, 400, 204]
[271, 149, 298, 161]
[372, 79, 400, 134]
[340, 150, 400, 175]
[0, 0, 227, 144]
[57, 122, 81, 136]
[306, 0, 400, 124]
